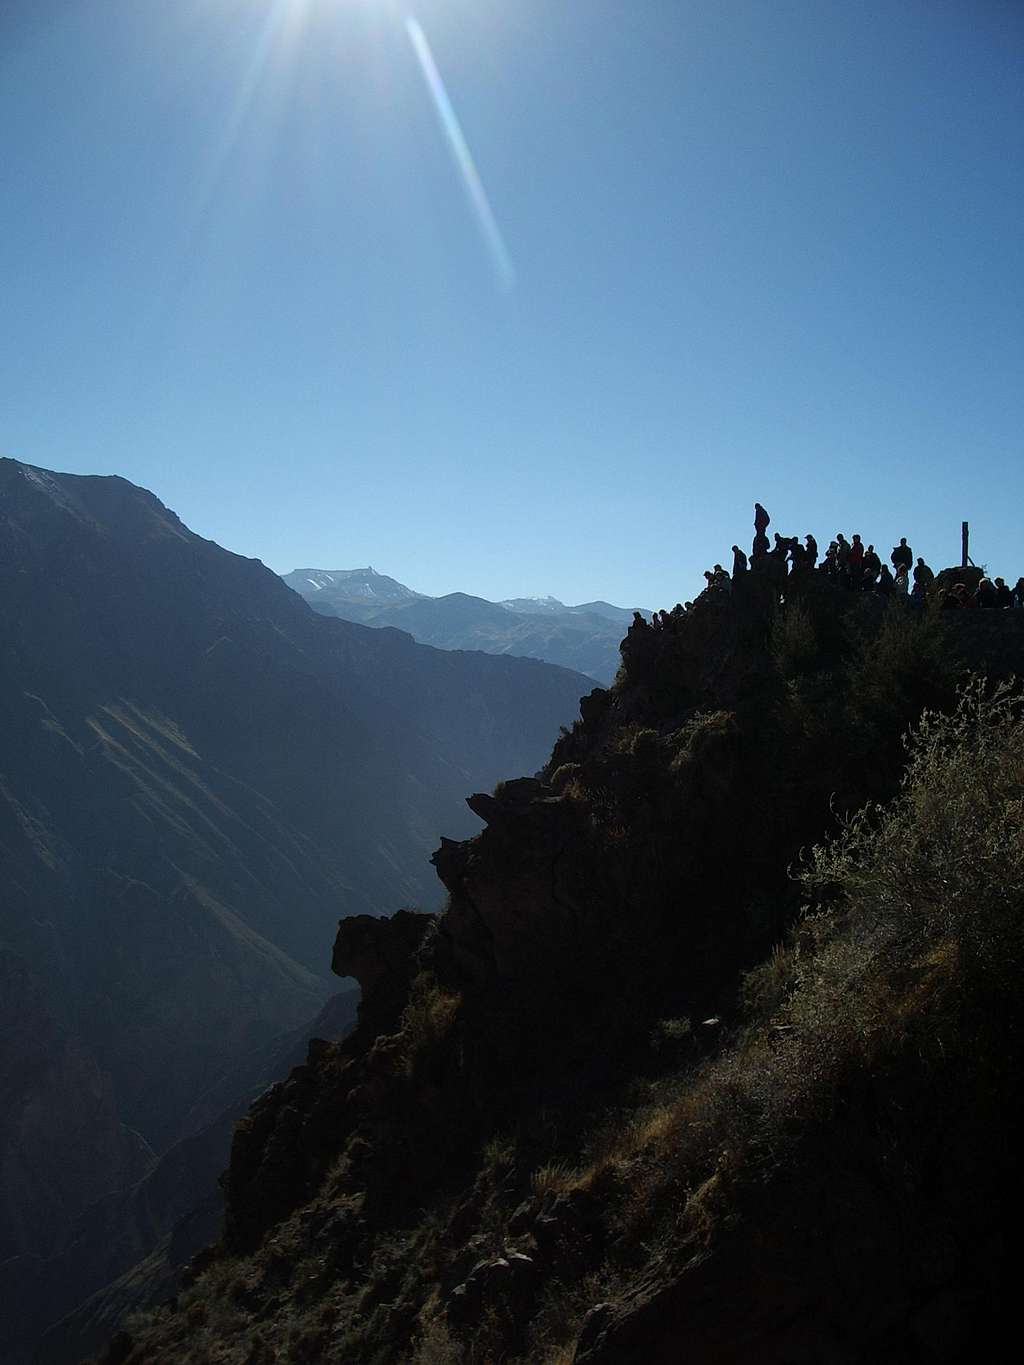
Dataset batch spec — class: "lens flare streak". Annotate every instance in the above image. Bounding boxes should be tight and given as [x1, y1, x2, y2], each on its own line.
[187, 0, 297, 235]
[405, 15, 516, 294]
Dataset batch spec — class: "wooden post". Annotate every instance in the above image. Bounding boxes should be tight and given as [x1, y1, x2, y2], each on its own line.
[961, 521, 969, 568]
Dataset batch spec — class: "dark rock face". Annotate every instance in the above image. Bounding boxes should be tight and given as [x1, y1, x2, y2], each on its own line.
[87, 567, 1024, 1365]
[331, 910, 434, 1008]
[0, 458, 590, 1361]
[222, 911, 435, 1256]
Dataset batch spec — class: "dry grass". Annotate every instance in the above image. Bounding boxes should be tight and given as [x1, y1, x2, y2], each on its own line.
[398, 973, 462, 1077]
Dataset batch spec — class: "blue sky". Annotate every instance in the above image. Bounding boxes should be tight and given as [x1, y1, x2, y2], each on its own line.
[2, 0, 1021, 608]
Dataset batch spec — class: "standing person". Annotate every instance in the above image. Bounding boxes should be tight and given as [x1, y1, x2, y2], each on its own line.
[848, 534, 865, 587]
[1013, 576, 1024, 608]
[891, 537, 913, 574]
[836, 534, 851, 583]
[862, 544, 881, 586]
[804, 533, 818, 567]
[752, 503, 771, 558]
[994, 577, 1013, 608]
[894, 567, 910, 597]
[876, 564, 895, 595]
[732, 545, 748, 576]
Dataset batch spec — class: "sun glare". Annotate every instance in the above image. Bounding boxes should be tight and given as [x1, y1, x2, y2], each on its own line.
[191, 0, 515, 293]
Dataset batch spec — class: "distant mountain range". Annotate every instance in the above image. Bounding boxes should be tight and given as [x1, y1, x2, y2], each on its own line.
[282, 567, 651, 684]
[0, 459, 592, 1363]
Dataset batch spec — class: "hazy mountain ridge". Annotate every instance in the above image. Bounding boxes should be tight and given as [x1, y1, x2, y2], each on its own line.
[282, 567, 653, 684]
[0, 458, 591, 1363]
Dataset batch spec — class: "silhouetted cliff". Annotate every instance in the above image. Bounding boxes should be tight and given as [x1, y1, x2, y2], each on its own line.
[84, 566, 1024, 1365]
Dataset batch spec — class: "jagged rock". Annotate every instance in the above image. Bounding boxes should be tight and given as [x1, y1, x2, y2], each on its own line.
[495, 776, 547, 803]
[507, 1251, 537, 1281]
[431, 835, 472, 888]
[579, 687, 611, 726]
[447, 1252, 537, 1327]
[576, 1303, 615, 1355]
[466, 792, 501, 823]
[507, 1196, 540, 1238]
[466, 778, 552, 827]
[331, 909, 434, 1004]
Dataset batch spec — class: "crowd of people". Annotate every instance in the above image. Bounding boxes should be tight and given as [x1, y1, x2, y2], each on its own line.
[631, 505, 1023, 634]
[698, 503, 1023, 612]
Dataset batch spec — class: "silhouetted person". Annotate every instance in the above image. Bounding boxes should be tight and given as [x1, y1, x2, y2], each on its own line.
[752, 507, 771, 559]
[862, 544, 881, 586]
[1014, 577, 1024, 608]
[975, 577, 997, 608]
[848, 534, 864, 586]
[836, 534, 850, 577]
[876, 564, 894, 595]
[994, 577, 1012, 608]
[766, 534, 789, 585]
[804, 533, 818, 567]
[732, 545, 748, 576]
[713, 564, 730, 589]
[891, 537, 912, 573]
[913, 557, 934, 590]
[894, 567, 910, 597]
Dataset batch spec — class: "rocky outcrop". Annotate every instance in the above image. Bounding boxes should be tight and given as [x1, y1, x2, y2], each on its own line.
[222, 911, 436, 1255]
[94, 570, 1024, 1365]
[331, 909, 434, 1012]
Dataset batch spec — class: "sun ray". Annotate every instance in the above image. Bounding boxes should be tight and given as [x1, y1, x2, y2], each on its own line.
[405, 14, 516, 294]
[186, 0, 299, 236]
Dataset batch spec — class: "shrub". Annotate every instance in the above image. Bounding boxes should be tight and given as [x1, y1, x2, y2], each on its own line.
[771, 601, 818, 678]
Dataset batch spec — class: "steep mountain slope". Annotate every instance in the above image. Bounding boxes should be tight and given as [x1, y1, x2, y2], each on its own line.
[284, 568, 652, 684]
[102, 568, 1024, 1365]
[0, 458, 590, 1361]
